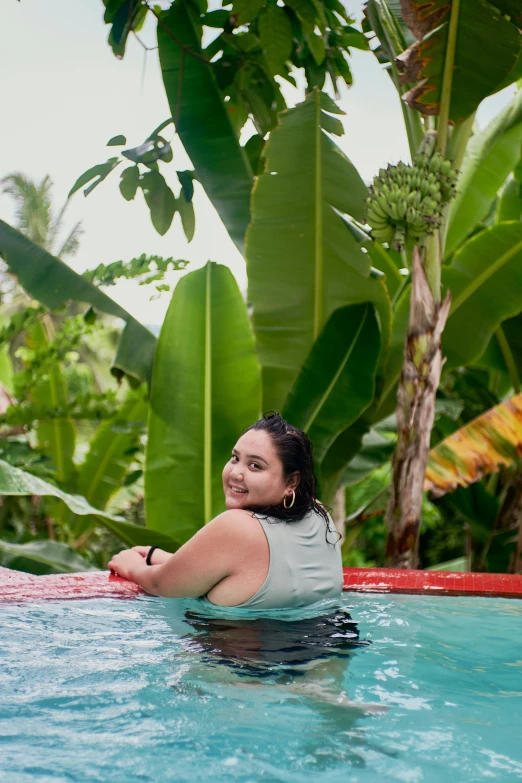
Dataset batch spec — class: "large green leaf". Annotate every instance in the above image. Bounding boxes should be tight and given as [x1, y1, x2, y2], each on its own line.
[0, 219, 157, 386]
[0, 539, 94, 575]
[73, 394, 148, 537]
[0, 457, 125, 519]
[140, 170, 176, 236]
[246, 88, 391, 411]
[282, 303, 381, 462]
[96, 517, 180, 551]
[258, 5, 293, 76]
[157, 1, 253, 253]
[0, 457, 180, 551]
[337, 427, 395, 486]
[68, 157, 120, 198]
[317, 415, 373, 504]
[396, 0, 522, 123]
[442, 223, 522, 368]
[103, 0, 147, 59]
[366, 241, 403, 300]
[27, 319, 77, 489]
[476, 312, 522, 388]
[496, 176, 522, 223]
[426, 557, 467, 572]
[445, 89, 522, 258]
[145, 262, 261, 544]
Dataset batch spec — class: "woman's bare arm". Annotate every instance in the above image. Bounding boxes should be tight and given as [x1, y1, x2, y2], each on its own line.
[108, 510, 257, 598]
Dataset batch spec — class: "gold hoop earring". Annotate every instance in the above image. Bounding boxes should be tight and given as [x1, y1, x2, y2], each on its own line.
[283, 489, 295, 509]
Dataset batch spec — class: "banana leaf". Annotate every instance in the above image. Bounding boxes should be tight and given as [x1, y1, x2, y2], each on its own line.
[0, 458, 180, 551]
[73, 393, 148, 537]
[246, 88, 391, 411]
[426, 557, 467, 572]
[97, 517, 180, 551]
[442, 223, 522, 368]
[318, 414, 375, 504]
[27, 319, 77, 489]
[363, 0, 423, 156]
[145, 262, 261, 544]
[365, 242, 403, 300]
[378, 222, 522, 415]
[336, 427, 395, 487]
[445, 89, 522, 259]
[282, 303, 381, 462]
[476, 312, 522, 391]
[425, 392, 522, 497]
[396, 0, 522, 123]
[0, 539, 94, 575]
[496, 176, 522, 223]
[0, 219, 156, 387]
[157, 1, 253, 253]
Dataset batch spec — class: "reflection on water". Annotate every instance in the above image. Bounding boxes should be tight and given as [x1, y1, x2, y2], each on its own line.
[180, 607, 369, 679]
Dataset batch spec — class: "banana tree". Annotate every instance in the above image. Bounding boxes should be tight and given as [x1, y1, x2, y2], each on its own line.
[357, 0, 522, 566]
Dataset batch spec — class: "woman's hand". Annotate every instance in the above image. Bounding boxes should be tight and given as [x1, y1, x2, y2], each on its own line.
[108, 548, 146, 581]
[131, 546, 149, 558]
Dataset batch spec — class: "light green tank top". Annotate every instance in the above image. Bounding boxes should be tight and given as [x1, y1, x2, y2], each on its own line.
[205, 508, 343, 610]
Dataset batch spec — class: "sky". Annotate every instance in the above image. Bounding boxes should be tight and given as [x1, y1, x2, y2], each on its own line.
[0, 0, 517, 326]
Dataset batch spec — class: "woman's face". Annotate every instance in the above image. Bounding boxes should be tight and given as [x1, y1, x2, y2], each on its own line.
[222, 429, 298, 510]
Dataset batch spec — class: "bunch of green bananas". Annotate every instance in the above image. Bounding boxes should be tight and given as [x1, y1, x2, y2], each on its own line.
[365, 152, 458, 250]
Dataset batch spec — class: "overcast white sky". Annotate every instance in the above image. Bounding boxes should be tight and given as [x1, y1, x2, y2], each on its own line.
[0, 1, 516, 326]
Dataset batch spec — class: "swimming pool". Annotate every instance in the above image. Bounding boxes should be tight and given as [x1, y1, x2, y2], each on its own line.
[1, 592, 521, 782]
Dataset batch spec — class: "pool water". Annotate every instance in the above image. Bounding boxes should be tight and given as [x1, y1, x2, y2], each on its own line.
[1, 593, 521, 782]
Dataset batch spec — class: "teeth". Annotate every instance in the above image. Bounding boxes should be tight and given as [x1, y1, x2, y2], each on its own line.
[230, 486, 247, 493]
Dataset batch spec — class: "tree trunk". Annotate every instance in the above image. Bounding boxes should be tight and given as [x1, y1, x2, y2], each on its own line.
[385, 247, 451, 568]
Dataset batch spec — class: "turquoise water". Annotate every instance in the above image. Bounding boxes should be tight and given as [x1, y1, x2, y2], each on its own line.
[1, 593, 522, 782]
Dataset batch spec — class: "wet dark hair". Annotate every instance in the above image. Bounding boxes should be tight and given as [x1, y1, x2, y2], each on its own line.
[242, 412, 338, 543]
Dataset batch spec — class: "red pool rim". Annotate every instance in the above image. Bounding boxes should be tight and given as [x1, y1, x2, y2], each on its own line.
[0, 566, 521, 602]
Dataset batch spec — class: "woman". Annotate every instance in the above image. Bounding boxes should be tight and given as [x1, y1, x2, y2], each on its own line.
[108, 412, 343, 609]
[109, 414, 385, 712]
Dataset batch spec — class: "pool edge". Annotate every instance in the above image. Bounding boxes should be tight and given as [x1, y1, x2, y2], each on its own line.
[1, 566, 521, 601]
[342, 567, 522, 599]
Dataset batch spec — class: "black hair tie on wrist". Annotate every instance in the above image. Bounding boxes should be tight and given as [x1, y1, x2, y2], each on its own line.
[146, 546, 158, 566]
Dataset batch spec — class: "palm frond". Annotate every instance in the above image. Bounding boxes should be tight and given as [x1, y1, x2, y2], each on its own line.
[47, 199, 69, 251]
[56, 220, 83, 260]
[1, 172, 83, 260]
[0, 173, 54, 248]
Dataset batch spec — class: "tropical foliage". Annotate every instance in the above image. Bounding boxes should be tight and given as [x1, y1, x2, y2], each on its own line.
[2, 0, 522, 575]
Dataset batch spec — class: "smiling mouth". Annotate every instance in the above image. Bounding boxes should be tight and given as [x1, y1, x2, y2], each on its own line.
[229, 485, 247, 494]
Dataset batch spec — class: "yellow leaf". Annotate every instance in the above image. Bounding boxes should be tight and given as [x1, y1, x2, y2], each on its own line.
[425, 393, 522, 498]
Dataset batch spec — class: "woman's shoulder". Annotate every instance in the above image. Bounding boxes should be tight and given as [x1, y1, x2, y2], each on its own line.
[208, 509, 267, 544]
